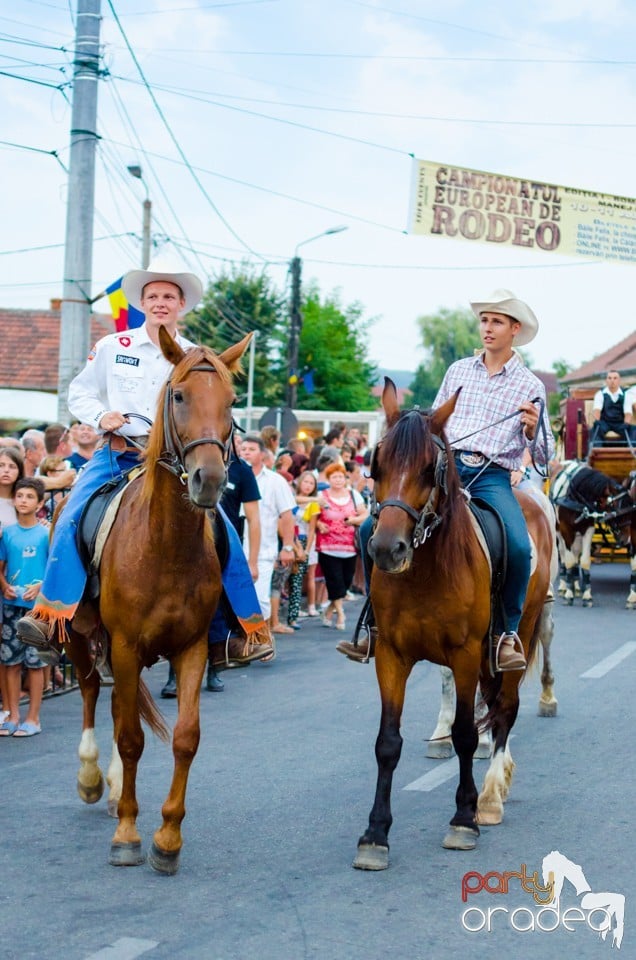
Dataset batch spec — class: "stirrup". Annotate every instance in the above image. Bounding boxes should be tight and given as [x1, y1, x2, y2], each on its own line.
[349, 597, 375, 663]
[494, 631, 526, 672]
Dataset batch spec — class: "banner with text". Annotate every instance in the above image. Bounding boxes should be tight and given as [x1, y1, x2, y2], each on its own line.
[409, 158, 636, 264]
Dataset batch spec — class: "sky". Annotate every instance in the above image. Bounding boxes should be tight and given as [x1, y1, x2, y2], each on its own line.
[3, 0, 636, 380]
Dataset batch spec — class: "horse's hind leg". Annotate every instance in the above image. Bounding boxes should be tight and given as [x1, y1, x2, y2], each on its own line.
[477, 676, 520, 825]
[109, 644, 145, 867]
[537, 598, 557, 717]
[442, 664, 480, 850]
[106, 739, 123, 818]
[148, 640, 207, 875]
[67, 629, 104, 805]
[426, 666, 455, 758]
[354, 645, 412, 871]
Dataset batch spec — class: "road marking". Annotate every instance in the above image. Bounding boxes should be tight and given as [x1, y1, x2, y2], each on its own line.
[403, 758, 458, 792]
[84, 938, 158, 960]
[580, 641, 636, 679]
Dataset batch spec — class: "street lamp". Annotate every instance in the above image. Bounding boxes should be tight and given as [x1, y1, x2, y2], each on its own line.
[127, 164, 152, 269]
[287, 225, 348, 409]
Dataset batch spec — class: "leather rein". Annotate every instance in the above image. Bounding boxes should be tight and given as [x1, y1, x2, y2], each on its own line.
[158, 362, 235, 483]
[370, 432, 449, 549]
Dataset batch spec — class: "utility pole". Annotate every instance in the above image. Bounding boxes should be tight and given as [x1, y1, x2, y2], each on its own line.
[57, 0, 102, 422]
[287, 255, 302, 410]
[142, 196, 152, 268]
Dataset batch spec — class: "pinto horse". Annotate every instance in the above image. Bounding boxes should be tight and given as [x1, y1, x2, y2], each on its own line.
[551, 463, 631, 607]
[65, 326, 251, 874]
[353, 381, 554, 870]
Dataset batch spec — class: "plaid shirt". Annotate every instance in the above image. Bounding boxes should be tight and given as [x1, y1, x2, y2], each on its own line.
[433, 352, 554, 471]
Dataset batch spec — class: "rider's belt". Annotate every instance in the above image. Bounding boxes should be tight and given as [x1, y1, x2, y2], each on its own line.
[454, 450, 508, 471]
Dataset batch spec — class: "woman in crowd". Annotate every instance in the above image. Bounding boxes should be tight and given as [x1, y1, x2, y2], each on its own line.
[316, 462, 368, 631]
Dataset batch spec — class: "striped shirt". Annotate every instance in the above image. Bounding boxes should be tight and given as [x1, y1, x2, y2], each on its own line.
[433, 351, 554, 471]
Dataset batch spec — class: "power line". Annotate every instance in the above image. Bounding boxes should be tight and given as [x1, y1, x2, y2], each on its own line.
[105, 0, 264, 261]
[0, 233, 135, 257]
[0, 138, 68, 171]
[125, 0, 278, 15]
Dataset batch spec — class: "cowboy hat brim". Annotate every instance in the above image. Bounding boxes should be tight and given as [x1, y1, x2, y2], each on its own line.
[470, 288, 538, 346]
[122, 255, 203, 315]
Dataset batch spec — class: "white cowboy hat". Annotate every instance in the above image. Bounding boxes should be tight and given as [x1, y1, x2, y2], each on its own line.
[469, 289, 538, 346]
[122, 254, 203, 315]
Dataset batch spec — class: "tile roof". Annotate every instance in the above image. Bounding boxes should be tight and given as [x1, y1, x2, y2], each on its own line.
[562, 329, 636, 385]
[0, 308, 114, 392]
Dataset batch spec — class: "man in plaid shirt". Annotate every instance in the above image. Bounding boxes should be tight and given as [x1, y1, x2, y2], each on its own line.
[434, 289, 554, 671]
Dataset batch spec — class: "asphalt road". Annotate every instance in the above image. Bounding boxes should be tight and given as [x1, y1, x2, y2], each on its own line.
[1, 564, 634, 960]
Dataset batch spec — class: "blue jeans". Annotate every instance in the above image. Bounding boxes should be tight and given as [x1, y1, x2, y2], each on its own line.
[455, 462, 530, 634]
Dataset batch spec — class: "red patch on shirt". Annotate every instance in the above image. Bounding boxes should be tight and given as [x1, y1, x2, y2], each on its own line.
[117, 336, 131, 348]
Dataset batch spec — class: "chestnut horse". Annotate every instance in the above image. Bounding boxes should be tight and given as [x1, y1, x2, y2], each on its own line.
[353, 381, 554, 870]
[65, 326, 251, 874]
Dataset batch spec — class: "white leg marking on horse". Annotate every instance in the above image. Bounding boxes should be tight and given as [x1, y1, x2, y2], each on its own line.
[106, 739, 123, 816]
[580, 641, 636, 679]
[477, 747, 507, 824]
[426, 666, 455, 757]
[77, 728, 103, 795]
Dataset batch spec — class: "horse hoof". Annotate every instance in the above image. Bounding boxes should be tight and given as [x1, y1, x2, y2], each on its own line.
[107, 798, 119, 819]
[565, 597, 574, 606]
[474, 740, 492, 760]
[476, 804, 503, 825]
[353, 843, 389, 871]
[626, 602, 636, 610]
[442, 825, 479, 850]
[109, 841, 145, 867]
[426, 738, 453, 759]
[148, 842, 180, 875]
[582, 600, 593, 608]
[538, 699, 558, 718]
[77, 775, 104, 805]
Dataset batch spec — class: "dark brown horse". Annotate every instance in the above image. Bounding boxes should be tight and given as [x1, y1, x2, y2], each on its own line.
[66, 325, 251, 874]
[353, 380, 554, 870]
[551, 463, 631, 606]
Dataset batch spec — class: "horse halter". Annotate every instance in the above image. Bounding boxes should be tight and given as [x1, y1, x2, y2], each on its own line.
[159, 363, 234, 483]
[371, 432, 448, 548]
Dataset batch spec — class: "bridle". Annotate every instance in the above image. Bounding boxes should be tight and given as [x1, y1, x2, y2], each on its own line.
[158, 363, 235, 483]
[370, 428, 449, 549]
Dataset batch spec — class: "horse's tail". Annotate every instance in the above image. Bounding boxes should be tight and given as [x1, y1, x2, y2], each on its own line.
[138, 676, 171, 743]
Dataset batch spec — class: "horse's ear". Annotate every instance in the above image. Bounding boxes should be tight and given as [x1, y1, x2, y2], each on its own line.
[382, 377, 400, 426]
[430, 388, 461, 435]
[159, 324, 186, 367]
[218, 333, 253, 374]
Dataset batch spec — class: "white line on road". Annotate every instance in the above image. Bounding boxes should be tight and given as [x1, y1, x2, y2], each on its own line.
[403, 757, 458, 792]
[580, 641, 636, 679]
[84, 938, 158, 960]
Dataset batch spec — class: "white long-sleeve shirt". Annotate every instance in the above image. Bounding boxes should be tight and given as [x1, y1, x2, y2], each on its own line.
[68, 324, 194, 439]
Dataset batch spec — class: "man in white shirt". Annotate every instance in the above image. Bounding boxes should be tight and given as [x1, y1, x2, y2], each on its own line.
[590, 370, 630, 447]
[240, 435, 296, 622]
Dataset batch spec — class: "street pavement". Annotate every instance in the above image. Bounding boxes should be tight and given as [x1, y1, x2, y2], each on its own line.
[1, 566, 634, 960]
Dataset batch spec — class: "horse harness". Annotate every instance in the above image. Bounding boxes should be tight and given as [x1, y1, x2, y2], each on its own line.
[158, 363, 236, 482]
[370, 430, 448, 548]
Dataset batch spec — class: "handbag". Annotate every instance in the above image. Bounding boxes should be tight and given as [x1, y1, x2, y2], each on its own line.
[350, 491, 361, 553]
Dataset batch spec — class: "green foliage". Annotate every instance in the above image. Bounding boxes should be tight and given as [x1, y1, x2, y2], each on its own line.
[297, 285, 378, 411]
[183, 264, 287, 407]
[409, 307, 480, 407]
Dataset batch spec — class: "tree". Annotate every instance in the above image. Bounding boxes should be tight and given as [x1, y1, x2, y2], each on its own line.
[409, 307, 479, 408]
[296, 285, 378, 411]
[184, 265, 287, 407]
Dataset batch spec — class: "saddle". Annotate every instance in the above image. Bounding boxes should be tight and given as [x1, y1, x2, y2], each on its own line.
[77, 468, 144, 600]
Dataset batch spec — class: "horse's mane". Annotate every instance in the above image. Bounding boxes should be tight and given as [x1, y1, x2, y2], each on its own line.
[378, 410, 478, 586]
[570, 466, 620, 505]
[140, 344, 232, 501]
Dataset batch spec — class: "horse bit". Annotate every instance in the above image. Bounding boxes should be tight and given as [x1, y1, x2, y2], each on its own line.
[370, 430, 449, 549]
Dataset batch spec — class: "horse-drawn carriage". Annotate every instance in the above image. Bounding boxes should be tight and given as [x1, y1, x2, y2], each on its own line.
[552, 396, 636, 606]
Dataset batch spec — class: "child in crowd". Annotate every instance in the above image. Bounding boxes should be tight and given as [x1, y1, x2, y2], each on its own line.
[0, 478, 49, 737]
[287, 471, 320, 626]
[0, 445, 24, 722]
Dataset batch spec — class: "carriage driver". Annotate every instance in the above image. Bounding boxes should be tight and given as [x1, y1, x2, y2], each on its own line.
[337, 289, 554, 671]
[16, 255, 272, 667]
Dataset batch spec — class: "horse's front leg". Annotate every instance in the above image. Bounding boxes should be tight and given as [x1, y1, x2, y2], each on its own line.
[148, 639, 208, 875]
[579, 526, 594, 607]
[563, 537, 581, 605]
[442, 661, 480, 850]
[626, 546, 636, 609]
[109, 643, 145, 867]
[354, 641, 412, 871]
[66, 627, 104, 805]
[426, 665, 455, 758]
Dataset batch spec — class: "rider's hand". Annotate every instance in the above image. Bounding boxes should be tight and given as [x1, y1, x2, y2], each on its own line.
[99, 411, 128, 432]
[519, 401, 539, 441]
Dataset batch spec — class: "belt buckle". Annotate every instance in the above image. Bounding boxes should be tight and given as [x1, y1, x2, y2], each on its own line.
[459, 451, 485, 467]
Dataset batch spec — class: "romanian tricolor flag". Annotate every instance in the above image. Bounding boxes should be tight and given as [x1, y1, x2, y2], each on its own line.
[106, 277, 145, 332]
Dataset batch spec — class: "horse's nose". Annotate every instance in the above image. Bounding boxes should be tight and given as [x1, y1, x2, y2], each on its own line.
[189, 464, 223, 508]
[368, 533, 411, 572]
